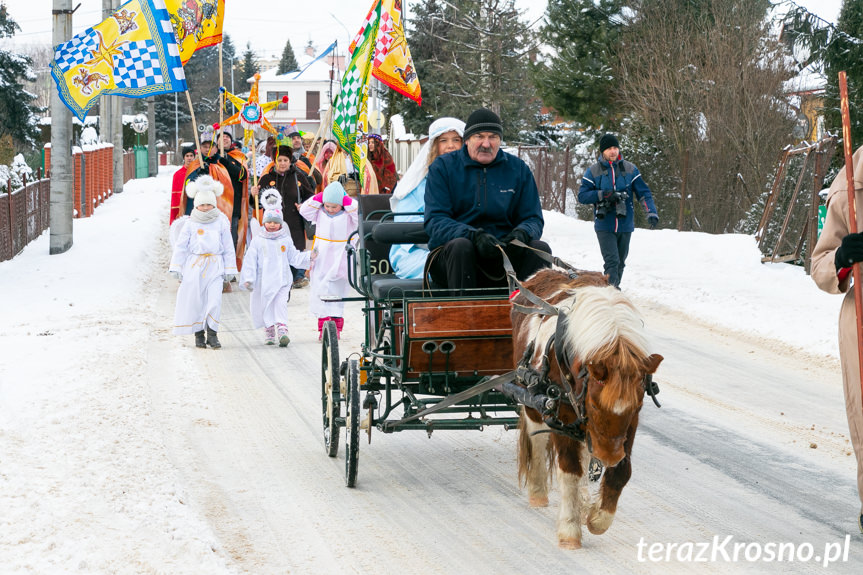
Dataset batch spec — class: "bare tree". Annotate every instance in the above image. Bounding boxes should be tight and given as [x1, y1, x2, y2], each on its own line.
[19, 44, 53, 112]
[616, 0, 796, 233]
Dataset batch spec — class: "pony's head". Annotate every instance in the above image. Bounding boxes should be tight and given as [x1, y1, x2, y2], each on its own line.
[562, 286, 663, 466]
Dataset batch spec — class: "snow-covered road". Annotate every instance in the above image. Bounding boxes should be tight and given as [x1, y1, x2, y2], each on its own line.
[140, 265, 861, 574]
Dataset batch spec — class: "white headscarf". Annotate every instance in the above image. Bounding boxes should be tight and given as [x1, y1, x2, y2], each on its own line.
[391, 117, 466, 210]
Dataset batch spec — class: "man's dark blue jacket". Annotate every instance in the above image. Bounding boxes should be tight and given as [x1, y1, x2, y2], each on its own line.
[577, 154, 657, 233]
[424, 146, 544, 250]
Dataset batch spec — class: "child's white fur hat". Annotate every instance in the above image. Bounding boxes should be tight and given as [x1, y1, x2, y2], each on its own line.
[260, 187, 282, 210]
[186, 175, 224, 208]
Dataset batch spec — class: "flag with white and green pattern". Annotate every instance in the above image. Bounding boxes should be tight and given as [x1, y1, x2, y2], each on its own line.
[332, 1, 380, 181]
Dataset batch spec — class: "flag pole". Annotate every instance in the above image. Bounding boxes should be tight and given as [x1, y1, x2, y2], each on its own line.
[219, 43, 225, 157]
[185, 90, 204, 167]
[839, 70, 863, 410]
[251, 130, 260, 222]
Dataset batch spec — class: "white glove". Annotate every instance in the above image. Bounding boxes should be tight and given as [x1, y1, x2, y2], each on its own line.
[169, 270, 182, 282]
[244, 281, 254, 292]
[224, 274, 237, 282]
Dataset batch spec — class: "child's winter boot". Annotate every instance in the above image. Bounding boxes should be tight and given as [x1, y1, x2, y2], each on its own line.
[194, 330, 206, 348]
[317, 317, 328, 341]
[206, 327, 221, 349]
[333, 317, 344, 339]
[276, 323, 290, 347]
[265, 325, 276, 345]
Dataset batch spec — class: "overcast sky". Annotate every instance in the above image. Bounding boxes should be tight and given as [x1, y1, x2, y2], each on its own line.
[3, 0, 549, 57]
[1, 0, 844, 59]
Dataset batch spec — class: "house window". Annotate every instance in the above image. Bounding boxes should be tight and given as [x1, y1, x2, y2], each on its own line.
[269, 92, 289, 111]
[306, 91, 320, 120]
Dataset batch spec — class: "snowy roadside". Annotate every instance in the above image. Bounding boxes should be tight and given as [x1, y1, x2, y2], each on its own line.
[0, 169, 235, 573]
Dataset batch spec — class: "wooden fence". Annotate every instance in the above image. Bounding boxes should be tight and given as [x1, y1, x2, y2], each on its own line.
[0, 176, 50, 263]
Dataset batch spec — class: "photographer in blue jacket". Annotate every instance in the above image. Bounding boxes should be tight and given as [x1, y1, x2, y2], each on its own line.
[578, 133, 658, 288]
[424, 108, 551, 294]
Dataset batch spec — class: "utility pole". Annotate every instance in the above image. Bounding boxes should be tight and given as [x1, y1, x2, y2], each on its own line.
[49, 0, 73, 255]
[99, 0, 112, 147]
[148, 97, 157, 176]
[111, 0, 124, 192]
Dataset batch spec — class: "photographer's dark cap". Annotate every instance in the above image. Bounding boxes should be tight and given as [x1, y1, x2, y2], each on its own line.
[599, 133, 620, 153]
[464, 108, 503, 140]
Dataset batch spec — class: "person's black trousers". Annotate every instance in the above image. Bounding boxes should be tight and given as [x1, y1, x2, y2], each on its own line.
[428, 237, 552, 295]
[596, 230, 631, 288]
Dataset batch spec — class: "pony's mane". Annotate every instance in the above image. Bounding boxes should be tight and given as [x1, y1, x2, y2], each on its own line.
[561, 286, 648, 360]
[558, 286, 649, 411]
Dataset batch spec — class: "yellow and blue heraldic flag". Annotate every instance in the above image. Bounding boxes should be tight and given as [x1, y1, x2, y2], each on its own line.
[50, 0, 187, 121]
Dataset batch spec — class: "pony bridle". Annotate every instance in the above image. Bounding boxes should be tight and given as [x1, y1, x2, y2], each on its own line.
[504, 246, 661, 445]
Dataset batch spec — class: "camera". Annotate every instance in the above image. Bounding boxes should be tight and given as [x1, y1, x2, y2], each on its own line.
[595, 190, 629, 219]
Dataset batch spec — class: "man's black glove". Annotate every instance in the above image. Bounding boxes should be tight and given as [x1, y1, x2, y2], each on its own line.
[599, 190, 614, 201]
[648, 214, 659, 229]
[474, 230, 501, 258]
[501, 228, 531, 247]
[835, 232, 863, 270]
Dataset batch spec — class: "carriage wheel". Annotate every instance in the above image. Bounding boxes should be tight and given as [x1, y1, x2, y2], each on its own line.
[345, 358, 361, 488]
[321, 320, 340, 457]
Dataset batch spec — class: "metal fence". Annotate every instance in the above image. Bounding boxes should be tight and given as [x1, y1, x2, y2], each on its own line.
[0, 176, 50, 263]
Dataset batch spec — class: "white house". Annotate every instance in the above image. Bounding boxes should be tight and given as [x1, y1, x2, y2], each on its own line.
[255, 47, 345, 137]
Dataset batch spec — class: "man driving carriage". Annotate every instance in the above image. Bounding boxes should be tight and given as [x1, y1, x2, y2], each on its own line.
[423, 108, 552, 294]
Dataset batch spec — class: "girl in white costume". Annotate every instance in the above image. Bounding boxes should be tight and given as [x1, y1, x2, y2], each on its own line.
[299, 181, 358, 338]
[240, 206, 311, 346]
[169, 176, 237, 349]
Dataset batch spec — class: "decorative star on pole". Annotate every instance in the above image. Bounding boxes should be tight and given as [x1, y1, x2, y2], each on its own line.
[220, 73, 286, 146]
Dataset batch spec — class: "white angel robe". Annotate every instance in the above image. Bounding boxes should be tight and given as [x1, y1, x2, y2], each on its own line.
[169, 213, 237, 334]
[240, 228, 311, 329]
[299, 197, 359, 318]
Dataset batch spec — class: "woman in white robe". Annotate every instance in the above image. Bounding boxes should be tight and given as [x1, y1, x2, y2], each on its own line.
[169, 176, 237, 348]
[240, 207, 311, 346]
[299, 181, 359, 338]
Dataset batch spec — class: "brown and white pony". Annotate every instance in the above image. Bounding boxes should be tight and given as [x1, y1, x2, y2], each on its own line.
[511, 269, 663, 548]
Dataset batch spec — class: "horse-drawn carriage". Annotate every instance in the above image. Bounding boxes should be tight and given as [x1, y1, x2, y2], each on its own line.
[320, 194, 663, 548]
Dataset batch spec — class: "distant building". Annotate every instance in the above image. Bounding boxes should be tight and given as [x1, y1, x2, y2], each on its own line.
[252, 44, 345, 137]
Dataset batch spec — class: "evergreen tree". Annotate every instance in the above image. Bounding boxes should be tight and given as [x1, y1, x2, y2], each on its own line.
[240, 42, 260, 86]
[533, 0, 624, 128]
[277, 40, 299, 74]
[0, 4, 41, 149]
[823, 1, 863, 148]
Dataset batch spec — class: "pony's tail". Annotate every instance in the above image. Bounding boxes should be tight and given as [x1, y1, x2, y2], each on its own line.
[517, 407, 555, 489]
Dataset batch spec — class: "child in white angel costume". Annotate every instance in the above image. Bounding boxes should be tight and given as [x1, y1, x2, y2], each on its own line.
[299, 181, 358, 339]
[240, 201, 312, 346]
[169, 175, 237, 349]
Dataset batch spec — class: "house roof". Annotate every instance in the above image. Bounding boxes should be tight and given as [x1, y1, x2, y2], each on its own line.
[255, 56, 343, 84]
